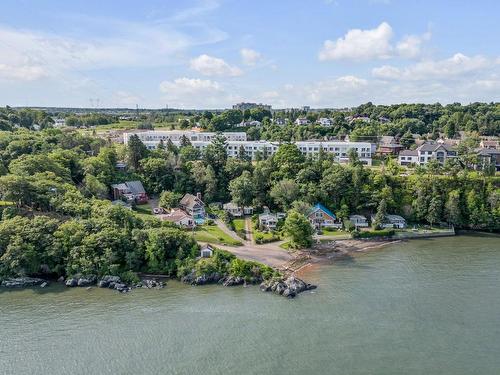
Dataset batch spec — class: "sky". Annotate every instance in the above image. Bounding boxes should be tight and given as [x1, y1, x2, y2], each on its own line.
[0, 0, 499, 109]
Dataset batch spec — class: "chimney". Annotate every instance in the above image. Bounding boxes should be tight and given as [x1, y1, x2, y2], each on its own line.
[196, 192, 202, 201]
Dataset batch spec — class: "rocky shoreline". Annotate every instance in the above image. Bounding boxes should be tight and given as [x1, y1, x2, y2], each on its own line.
[1, 273, 316, 298]
[180, 271, 316, 298]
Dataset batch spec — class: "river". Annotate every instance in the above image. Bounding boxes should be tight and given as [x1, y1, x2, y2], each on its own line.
[1, 235, 499, 375]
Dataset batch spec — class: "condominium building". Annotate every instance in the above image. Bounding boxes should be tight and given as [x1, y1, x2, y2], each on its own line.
[123, 131, 373, 165]
[123, 130, 247, 146]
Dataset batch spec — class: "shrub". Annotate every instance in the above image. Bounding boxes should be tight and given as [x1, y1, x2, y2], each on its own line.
[120, 270, 140, 284]
[352, 229, 395, 239]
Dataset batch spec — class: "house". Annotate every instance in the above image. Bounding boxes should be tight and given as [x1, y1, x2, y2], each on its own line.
[179, 193, 205, 224]
[200, 244, 214, 258]
[398, 149, 419, 166]
[295, 117, 309, 126]
[159, 209, 195, 228]
[222, 202, 253, 217]
[53, 118, 66, 128]
[307, 203, 342, 230]
[273, 118, 286, 126]
[349, 215, 368, 228]
[475, 148, 500, 172]
[258, 213, 278, 231]
[111, 181, 148, 204]
[377, 136, 403, 156]
[399, 141, 458, 166]
[317, 118, 332, 127]
[371, 214, 407, 229]
[237, 120, 261, 127]
[480, 139, 499, 150]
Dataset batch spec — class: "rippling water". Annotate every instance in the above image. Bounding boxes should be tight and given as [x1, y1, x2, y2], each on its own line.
[1, 235, 499, 375]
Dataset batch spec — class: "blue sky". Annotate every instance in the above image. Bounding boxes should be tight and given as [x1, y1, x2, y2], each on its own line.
[0, 0, 499, 108]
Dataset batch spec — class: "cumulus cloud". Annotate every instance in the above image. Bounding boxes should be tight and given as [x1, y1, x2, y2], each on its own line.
[159, 77, 221, 93]
[319, 22, 393, 61]
[372, 53, 495, 80]
[319, 22, 433, 62]
[396, 31, 431, 59]
[240, 48, 262, 66]
[190, 54, 242, 76]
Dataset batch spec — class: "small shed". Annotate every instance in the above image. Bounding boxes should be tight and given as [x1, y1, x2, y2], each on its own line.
[200, 244, 214, 258]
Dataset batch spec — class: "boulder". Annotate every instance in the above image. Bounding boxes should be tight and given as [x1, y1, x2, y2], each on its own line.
[57, 276, 65, 283]
[65, 278, 78, 287]
[40, 282, 48, 288]
[98, 275, 121, 288]
[259, 276, 316, 298]
[77, 275, 97, 287]
[1, 277, 46, 288]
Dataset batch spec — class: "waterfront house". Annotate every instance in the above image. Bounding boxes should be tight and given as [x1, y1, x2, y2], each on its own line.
[258, 213, 278, 231]
[307, 203, 342, 230]
[159, 209, 195, 229]
[222, 202, 254, 217]
[111, 180, 148, 204]
[179, 193, 205, 224]
[200, 244, 214, 258]
[371, 214, 407, 229]
[349, 215, 368, 228]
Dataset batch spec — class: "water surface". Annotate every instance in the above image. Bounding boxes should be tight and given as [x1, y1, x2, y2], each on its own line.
[1, 235, 499, 374]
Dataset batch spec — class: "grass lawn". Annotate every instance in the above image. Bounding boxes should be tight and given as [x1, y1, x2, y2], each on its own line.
[253, 222, 280, 243]
[191, 225, 242, 246]
[0, 200, 14, 206]
[232, 218, 247, 240]
[133, 202, 153, 217]
[320, 228, 348, 236]
[233, 219, 245, 232]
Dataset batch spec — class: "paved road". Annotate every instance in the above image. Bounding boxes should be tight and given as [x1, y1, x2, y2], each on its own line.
[211, 218, 293, 268]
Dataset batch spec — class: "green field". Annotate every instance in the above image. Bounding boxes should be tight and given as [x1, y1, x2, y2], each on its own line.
[320, 228, 348, 235]
[191, 225, 242, 246]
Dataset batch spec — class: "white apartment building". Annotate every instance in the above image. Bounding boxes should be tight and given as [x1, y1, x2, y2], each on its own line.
[124, 130, 247, 147]
[123, 131, 373, 165]
[317, 118, 333, 127]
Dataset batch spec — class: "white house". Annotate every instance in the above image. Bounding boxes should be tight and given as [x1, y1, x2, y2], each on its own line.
[159, 209, 195, 228]
[179, 193, 205, 224]
[53, 118, 66, 128]
[317, 118, 332, 127]
[398, 150, 419, 166]
[200, 244, 214, 258]
[371, 214, 407, 229]
[222, 202, 254, 217]
[295, 118, 309, 126]
[258, 213, 278, 231]
[349, 215, 368, 228]
[237, 120, 261, 127]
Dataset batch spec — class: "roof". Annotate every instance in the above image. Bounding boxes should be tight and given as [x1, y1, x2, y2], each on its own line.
[160, 208, 192, 222]
[476, 148, 500, 156]
[349, 214, 367, 220]
[417, 141, 455, 153]
[308, 203, 337, 220]
[259, 213, 277, 221]
[386, 214, 405, 222]
[125, 181, 146, 195]
[223, 202, 240, 210]
[399, 149, 418, 156]
[180, 193, 204, 209]
[111, 181, 146, 195]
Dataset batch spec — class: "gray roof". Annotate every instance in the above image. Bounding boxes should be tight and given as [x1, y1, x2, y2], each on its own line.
[111, 181, 145, 195]
[399, 149, 418, 156]
[417, 141, 455, 153]
[180, 193, 204, 209]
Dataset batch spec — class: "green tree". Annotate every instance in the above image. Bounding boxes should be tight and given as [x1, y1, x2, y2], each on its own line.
[283, 210, 314, 249]
[159, 191, 182, 210]
[229, 171, 255, 207]
[127, 134, 148, 170]
[270, 179, 299, 210]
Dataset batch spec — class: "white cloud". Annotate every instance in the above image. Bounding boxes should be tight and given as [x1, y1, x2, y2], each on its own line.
[112, 91, 142, 107]
[372, 53, 495, 80]
[396, 31, 431, 58]
[190, 54, 242, 76]
[159, 77, 221, 93]
[240, 48, 262, 66]
[319, 22, 393, 61]
[0, 63, 47, 81]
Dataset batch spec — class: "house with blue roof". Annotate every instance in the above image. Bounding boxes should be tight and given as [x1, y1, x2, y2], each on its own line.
[307, 203, 342, 230]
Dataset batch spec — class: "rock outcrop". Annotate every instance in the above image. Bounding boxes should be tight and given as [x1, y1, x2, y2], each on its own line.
[260, 276, 316, 298]
[1, 277, 46, 288]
